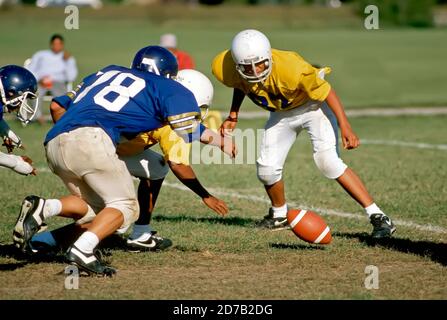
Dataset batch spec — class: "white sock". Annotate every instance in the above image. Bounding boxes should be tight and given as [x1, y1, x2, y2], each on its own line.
[272, 204, 288, 218]
[130, 224, 153, 239]
[364, 203, 384, 217]
[73, 231, 99, 254]
[31, 231, 57, 247]
[43, 199, 62, 219]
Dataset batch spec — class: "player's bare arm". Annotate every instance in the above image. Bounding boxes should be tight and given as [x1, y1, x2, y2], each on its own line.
[200, 127, 237, 158]
[50, 100, 66, 123]
[220, 88, 245, 136]
[168, 161, 229, 216]
[325, 88, 360, 150]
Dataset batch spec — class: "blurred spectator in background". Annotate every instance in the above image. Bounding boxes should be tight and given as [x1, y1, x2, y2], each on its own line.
[26, 34, 78, 124]
[160, 33, 195, 70]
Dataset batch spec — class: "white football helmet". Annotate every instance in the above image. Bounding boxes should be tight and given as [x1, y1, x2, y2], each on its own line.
[231, 29, 272, 83]
[175, 69, 214, 120]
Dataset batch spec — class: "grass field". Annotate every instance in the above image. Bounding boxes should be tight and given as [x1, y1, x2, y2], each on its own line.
[1, 5, 447, 109]
[0, 114, 446, 299]
[0, 4, 446, 300]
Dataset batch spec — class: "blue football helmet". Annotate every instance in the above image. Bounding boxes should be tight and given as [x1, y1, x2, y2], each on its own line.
[0, 65, 38, 125]
[131, 45, 178, 78]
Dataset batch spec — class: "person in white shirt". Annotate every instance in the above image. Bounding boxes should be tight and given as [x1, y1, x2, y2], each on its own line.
[26, 34, 78, 124]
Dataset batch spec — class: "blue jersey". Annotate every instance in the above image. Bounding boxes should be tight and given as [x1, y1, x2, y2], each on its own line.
[45, 65, 204, 145]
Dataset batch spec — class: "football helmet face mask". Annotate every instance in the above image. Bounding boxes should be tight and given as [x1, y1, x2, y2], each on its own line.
[231, 29, 272, 83]
[0, 65, 38, 125]
[131, 45, 178, 79]
[175, 69, 214, 121]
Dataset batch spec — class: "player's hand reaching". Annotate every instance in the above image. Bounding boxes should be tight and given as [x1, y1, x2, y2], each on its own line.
[340, 125, 360, 150]
[21, 156, 37, 176]
[203, 196, 229, 216]
[219, 116, 238, 137]
[220, 135, 238, 158]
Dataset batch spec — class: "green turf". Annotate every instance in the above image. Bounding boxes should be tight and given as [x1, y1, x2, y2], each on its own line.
[0, 115, 446, 299]
[0, 4, 446, 300]
[1, 5, 447, 109]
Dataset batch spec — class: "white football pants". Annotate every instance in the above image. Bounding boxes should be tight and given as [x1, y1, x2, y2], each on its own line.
[256, 101, 348, 186]
[45, 127, 139, 231]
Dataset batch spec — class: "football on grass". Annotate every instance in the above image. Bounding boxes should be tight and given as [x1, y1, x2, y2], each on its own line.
[287, 209, 332, 244]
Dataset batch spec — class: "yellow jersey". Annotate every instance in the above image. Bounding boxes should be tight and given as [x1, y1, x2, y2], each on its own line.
[117, 125, 191, 165]
[212, 49, 331, 112]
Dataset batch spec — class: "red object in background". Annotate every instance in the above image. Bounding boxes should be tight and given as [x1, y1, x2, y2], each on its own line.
[174, 50, 195, 70]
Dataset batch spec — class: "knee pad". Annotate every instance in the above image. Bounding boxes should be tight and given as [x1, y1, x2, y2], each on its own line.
[256, 162, 282, 186]
[107, 198, 139, 230]
[313, 149, 347, 179]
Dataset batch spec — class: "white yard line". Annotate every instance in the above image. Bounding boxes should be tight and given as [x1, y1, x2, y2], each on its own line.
[362, 139, 447, 151]
[29, 163, 446, 235]
[163, 181, 447, 235]
[237, 107, 447, 119]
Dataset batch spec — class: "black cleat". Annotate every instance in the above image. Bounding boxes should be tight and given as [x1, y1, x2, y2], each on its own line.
[66, 245, 116, 277]
[255, 208, 289, 230]
[370, 213, 396, 239]
[13, 195, 46, 251]
[126, 231, 172, 252]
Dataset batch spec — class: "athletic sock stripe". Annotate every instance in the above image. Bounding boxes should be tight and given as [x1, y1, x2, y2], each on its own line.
[314, 226, 330, 244]
[289, 210, 307, 228]
[32, 199, 45, 225]
[71, 247, 97, 264]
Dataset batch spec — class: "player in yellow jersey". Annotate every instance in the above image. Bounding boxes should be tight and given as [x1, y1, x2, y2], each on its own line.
[212, 29, 395, 239]
[118, 70, 234, 251]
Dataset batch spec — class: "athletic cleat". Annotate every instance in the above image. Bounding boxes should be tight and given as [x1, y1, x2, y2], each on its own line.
[370, 213, 396, 239]
[13, 195, 46, 251]
[255, 208, 289, 230]
[126, 231, 173, 252]
[66, 245, 116, 277]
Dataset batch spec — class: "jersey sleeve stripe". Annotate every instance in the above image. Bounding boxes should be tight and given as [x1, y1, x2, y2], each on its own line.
[173, 124, 195, 131]
[169, 115, 197, 124]
[167, 112, 200, 122]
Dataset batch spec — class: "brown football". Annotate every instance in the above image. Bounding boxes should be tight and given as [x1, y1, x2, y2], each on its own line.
[287, 209, 332, 244]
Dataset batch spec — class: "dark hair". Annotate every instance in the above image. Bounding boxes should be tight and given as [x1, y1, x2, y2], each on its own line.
[50, 34, 64, 43]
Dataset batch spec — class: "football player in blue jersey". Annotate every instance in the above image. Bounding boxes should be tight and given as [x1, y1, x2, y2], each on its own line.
[0, 65, 38, 176]
[13, 46, 236, 276]
[27, 48, 234, 256]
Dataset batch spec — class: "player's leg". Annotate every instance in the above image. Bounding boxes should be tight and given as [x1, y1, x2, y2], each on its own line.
[305, 103, 395, 238]
[30, 222, 90, 255]
[13, 134, 97, 250]
[64, 128, 139, 275]
[121, 148, 172, 251]
[256, 111, 298, 229]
